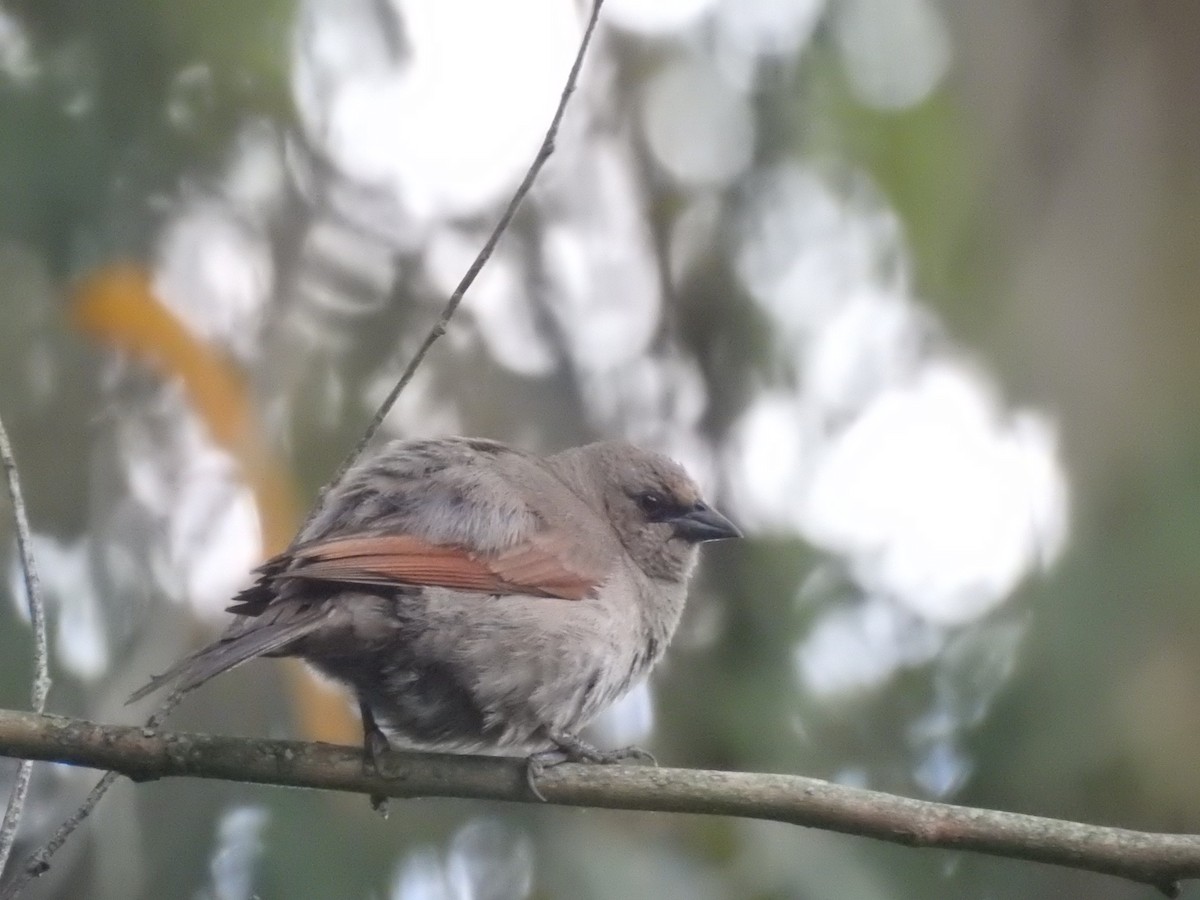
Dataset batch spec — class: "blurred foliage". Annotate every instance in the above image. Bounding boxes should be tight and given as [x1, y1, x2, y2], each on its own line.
[798, 44, 981, 308]
[1, 2, 1200, 900]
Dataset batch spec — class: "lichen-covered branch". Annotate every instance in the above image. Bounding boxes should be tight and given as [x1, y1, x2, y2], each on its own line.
[0, 708, 1194, 897]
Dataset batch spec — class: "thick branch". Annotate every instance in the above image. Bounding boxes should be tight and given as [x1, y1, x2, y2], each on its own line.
[0, 709, 1193, 896]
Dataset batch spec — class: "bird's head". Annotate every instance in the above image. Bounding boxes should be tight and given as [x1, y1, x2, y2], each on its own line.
[569, 442, 742, 583]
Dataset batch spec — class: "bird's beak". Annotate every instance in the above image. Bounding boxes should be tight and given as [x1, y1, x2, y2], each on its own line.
[671, 502, 743, 543]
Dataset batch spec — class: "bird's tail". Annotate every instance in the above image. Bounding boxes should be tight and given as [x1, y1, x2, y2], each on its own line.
[127, 606, 326, 704]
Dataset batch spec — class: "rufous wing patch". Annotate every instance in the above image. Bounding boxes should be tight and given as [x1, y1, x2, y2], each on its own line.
[270, 533, 598, 601]
[488, 532, 598, 601]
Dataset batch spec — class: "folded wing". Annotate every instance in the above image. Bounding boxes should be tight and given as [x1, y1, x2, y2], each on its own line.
[237, 533, 598, 607]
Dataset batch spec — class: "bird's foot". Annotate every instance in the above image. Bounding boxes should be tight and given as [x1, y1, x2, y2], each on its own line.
[587, 744, 658, 766]
[360, 700, 392, 815]
[552, 731, 658, 767]
[524, 732, 657, 801]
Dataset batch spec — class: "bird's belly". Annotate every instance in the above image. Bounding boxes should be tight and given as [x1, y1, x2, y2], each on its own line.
[298, 588, 647, 752]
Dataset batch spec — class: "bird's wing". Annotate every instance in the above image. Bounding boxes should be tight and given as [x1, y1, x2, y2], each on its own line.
[226, 531, 598, 616]
[224, 438, 616, 618]
[295, 438, 546, 554]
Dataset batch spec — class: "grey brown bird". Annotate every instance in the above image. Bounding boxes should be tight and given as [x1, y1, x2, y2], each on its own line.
[130, 437, 740, 789]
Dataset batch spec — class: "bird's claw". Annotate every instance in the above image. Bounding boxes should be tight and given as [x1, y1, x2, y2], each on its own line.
[524, 735, 657, 801]
[594, 745, 657, 766]
[364, 729, 392, 774]
[525, 753, 557, 801]
[361, 711, 393, 815]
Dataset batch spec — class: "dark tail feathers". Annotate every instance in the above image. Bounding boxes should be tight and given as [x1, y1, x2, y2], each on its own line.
[127, 606, 326, 704]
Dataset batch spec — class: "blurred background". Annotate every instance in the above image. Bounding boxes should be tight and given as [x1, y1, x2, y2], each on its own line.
[0, 0, 1197, 897]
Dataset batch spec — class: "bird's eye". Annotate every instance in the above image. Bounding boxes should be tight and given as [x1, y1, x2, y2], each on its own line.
[635, 491, 668, 517]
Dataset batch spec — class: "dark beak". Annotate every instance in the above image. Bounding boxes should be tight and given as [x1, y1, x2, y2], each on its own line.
[671, 502, 743, 543]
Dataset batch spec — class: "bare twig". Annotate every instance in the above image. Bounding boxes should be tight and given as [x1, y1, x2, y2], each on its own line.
[0, 709, 1190, 897]
[0, 415, 51, 880]
[313, 0, 606, 517]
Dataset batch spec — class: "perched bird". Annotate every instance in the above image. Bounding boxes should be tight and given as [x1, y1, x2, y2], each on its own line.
[130, 437, 740, 789]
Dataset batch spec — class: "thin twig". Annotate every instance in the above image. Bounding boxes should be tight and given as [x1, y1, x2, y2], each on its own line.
[310, 0, 606, 524]
[0, 415, 51, 880]
[0, 709, 1190, 897]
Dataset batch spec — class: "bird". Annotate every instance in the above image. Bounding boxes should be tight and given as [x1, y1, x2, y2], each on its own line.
[129, 437, 741, 794]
